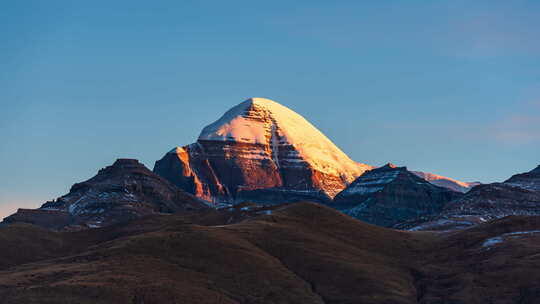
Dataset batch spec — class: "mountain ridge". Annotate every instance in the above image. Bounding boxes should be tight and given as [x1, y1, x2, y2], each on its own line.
[412, 170, 481, 193]
[404, 164, 540, 231]
[3, 159, 207, 230]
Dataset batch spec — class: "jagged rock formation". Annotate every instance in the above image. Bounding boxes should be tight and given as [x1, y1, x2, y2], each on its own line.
[412, 171, 481, 193]
[404, 164, 540, 231]
[154, 98, 371, 206]
[3, 159, 207, 230]
[333, 164, 462, 227]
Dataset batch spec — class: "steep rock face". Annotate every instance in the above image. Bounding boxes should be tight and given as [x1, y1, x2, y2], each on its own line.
[412, 171, 480, 193]
[3, 159, 207, 230]
[404, 164, 540, 231]
[154, 98, 371, 205]
[333, 164, 462, 227]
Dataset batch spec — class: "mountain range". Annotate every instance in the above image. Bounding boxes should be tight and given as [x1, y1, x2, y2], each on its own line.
[2, 97, 540, 303]
[4, 98, 539, 231]
[401, 165, 540, 231]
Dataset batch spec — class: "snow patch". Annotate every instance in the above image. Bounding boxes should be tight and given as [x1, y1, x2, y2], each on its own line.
[407, 219, 476, 231]
[482, 230, 540, 248]
[342, 170, 400, 196]
[482, 237, 503, 248]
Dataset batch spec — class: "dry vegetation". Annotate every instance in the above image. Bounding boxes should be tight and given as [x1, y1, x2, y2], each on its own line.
[1, 203, 539, 303]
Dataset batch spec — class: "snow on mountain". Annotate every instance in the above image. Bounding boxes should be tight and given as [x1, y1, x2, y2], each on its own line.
[337, 164, 401, 196]
[412, 171, 480, 193]
[199, 97, 371, 180]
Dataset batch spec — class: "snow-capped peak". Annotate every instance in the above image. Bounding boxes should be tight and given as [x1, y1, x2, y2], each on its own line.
[198, 97, 371, 181]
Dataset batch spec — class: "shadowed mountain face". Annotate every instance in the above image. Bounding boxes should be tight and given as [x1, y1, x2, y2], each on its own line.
[403, 165, 540, 231]
[505, 165, 540, 191]
[154, 98, 371, 206]
[2, 159, 207, 230]
[1, 203, 540, 304]
[333, 164, 462, 227]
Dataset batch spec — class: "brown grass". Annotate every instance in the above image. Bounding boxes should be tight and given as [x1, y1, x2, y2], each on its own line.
[0, 203, 539, 303]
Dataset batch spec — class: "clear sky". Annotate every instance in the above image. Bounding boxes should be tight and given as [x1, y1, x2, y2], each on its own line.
[1, 1, 539, 218]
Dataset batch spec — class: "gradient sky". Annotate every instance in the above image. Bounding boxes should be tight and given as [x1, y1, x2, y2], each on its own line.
[1, 1, 540, 218]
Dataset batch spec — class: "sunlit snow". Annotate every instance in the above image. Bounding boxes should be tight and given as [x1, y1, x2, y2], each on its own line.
[197, 97, 371, 180]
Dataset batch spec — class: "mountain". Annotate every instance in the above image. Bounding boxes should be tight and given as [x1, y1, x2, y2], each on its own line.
[154, 97, 371, 206]
[332, 164, 462, 227]
[505, 164, 540, 191]
[2, 202, 540, 303]
[2, 159, 207, 230]
[412, 171, 480, 193]
[403, 164, 540, 231]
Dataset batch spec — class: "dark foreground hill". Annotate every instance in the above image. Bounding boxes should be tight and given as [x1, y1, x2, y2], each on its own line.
[1, 202, 540, 304]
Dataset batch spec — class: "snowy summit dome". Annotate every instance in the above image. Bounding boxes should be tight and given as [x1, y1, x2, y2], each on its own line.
[198, 97, 371, 179]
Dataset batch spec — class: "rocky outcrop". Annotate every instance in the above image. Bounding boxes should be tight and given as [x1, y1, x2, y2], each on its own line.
[333, 164, 462, 227]
[404, 164, 540, 231]
[154, 98, 371, 206]
[3, 159, 207, 230]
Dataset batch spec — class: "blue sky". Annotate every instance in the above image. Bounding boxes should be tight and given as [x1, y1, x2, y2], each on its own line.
[1, 1, 539, 218]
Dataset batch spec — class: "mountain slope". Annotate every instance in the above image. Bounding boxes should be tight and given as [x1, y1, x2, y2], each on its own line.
[2, 202, 540, 303]
[154, 97, 371, 205]
[333, 164, 462, 227]
[3, 159, 207, 230]
[0, 203, 428, 304]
